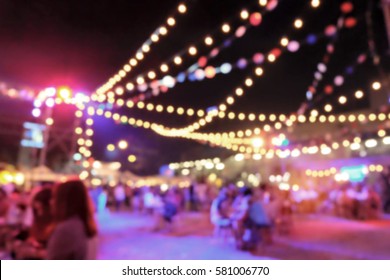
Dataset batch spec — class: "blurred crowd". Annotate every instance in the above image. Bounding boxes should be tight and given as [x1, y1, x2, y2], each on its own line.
[1, 170, 389, 259]
[0, 180, 97, 260]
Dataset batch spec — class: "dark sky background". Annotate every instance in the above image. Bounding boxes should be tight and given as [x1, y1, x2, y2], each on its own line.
[0, 0, 388, 175]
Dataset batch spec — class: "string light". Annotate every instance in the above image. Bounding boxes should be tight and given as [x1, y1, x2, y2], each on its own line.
[222, 23, 231, 33]
[294, 19, 303, 29]
[311, 0, 321, 8]
[372, 81, 381, 91]
[94, 2, 191, 98]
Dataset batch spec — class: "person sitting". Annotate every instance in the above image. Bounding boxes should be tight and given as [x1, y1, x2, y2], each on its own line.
[210, 188, 231, 238]
[230, 188, 252, 249]
[47, 180, 98, 260]
[11, 188, 53, 259]
[246, 194, 272, 247]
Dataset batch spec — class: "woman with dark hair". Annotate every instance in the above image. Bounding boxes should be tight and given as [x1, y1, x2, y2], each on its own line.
[47, 180, 98, 260]
[10, 188, 53, 259]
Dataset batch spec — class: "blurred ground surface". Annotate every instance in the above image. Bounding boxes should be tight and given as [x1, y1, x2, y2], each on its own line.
[96, 211, 390, 260]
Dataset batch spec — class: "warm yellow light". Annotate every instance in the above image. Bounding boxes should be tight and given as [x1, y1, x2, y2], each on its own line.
[205, 36, 213, 46]
[235, 88, 244, 96]
[378, 129, 386, 137]
[227, 96, 235, 104]
[355, 90, 364, 99]
[136, 52, 144, 60]
[178, 4, 187, 13]
[174, 56, 182, 65]
[189, 46, 197, 55]
[151, 34, 159, 42]
[339, 96, 347, 104]
[148, 71, 156, 79]
[372, 81, 381, 91]
[118, 140, 128, 150]
[136, 76, 145, 85]
[222, 23, 230, 33]
[240, 10, 249, 20]
[294, 19, 303, 29]
[156, 105, 164, 112]
[160, 64, 169, 72]
[129, 58, 137, 66]
[324, 104, 332, 112]
[167, 17, 176, 26]
[259, 0, 268, 6]
[46, 118, 54, 126]
[311, 0, 320, 8]
[267, 54, 276, 62]
[126, 83, 134, 91]
[245, 78, 253, 87]
[252, 138, 264, 148]
[128, 155, 137, 163]
[280, 37, 289, 47]
[159, 26, 168, 35]
[142, 44, 150, 53]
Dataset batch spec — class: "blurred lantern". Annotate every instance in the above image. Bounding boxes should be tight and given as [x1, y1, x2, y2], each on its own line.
[32, 108, 41, 118]
[327, 44, 334, 53]
[325, 25, 337, 36]
[237, 58, 247, 69]
[357, 53, 367, 64]
[223, 39, 232, 47]
[118, 140, 128, 150]
[287, 41, 300, 52]
[318, 63, 327, 73]
[345, 17, 357, 28]
[266, 0, 278, 11]
[306, 34, 317, 45]
[205, 66, 216, 79]
[220, 63, 232, 74]
[45, 98, 55, 107]
[324, 85, 333, 94]
[210, 48, 219, 57]
[334, 76, 344, 86]
[194, 69, 205, 80]
[340, 2, 353, 14]
[235, 26, 246, 37]
[176, 73, 186, 83]
[314, 72, 323, 80]
[249, 12, 262, 26]
[271, 48, 282, 57]
[138, 84, 148, 92]
[162, 76, 175, 88]
[253, 53, 264, 64]
[198, 56, 208, 68]
[58, 87, 72, 100]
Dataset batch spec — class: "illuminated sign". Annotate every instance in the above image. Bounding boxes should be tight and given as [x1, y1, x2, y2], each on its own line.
[21, 122, 45, 149]
[340, 165, 367, 183]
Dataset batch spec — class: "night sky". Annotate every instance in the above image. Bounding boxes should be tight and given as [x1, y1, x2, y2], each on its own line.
[0, 0, 388, 174]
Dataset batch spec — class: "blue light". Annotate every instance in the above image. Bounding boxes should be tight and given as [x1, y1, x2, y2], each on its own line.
[220, 63, 232, 74]
[176, 73, 186, 83]
[340, 165, 366, 182]
[188, 73, 197, 81]
[306, 34, 317, 45]
[207, 106, 218, 113]
[281, 139, 289, 146]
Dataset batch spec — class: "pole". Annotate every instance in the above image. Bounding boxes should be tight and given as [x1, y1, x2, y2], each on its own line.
[38, 107, 52, 166]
